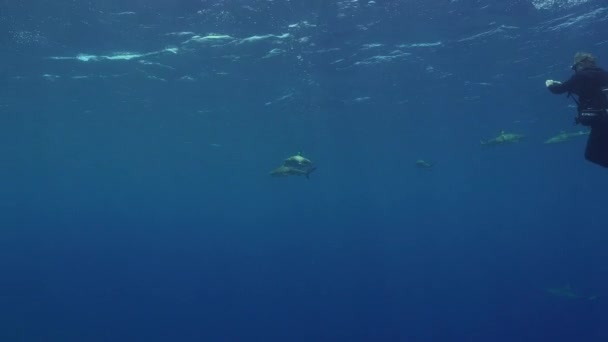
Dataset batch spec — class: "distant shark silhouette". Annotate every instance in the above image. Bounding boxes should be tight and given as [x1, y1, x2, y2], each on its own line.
[546, 284, 597, 301]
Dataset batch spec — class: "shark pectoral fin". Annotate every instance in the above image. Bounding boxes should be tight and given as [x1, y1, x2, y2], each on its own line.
[306, 166, 317, 179]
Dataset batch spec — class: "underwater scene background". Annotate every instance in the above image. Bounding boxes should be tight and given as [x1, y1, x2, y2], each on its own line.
[1, 0, 608, 341]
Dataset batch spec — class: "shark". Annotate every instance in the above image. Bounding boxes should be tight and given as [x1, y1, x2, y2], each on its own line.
[544, 130, 590, 144]
[415, 159, 434, 168]
[546, 284, 597, 301]
[481, 131, 525, 146]
[282, 152, 313, 168]
[270, 152, 316, 179]
[270, 165, 317, 179]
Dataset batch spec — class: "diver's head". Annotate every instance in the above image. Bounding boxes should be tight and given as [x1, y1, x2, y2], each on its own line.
[571, 52, 597, 72]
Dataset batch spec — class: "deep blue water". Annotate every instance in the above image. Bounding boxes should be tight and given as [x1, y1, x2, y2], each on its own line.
[2, 0, 608, 341]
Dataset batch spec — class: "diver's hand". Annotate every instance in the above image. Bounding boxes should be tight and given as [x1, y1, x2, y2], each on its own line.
[545, 80, 561, 87]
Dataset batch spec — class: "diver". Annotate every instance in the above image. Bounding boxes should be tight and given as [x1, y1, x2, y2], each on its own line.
[546, 52, 608, 167]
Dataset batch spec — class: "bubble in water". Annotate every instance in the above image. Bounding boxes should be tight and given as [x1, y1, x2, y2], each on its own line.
[11, 30, 48, 46]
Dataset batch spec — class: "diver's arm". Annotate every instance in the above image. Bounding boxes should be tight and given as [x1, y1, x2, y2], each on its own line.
[546, 76, 578, 94]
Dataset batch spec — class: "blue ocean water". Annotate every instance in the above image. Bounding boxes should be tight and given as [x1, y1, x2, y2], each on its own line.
[2, 0, 608, 341]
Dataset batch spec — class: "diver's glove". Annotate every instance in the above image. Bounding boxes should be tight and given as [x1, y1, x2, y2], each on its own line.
[545, 80, 561, 87]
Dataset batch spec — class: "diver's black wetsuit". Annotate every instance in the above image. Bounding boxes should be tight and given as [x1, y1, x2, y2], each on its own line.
[548, 67, 608, 167]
